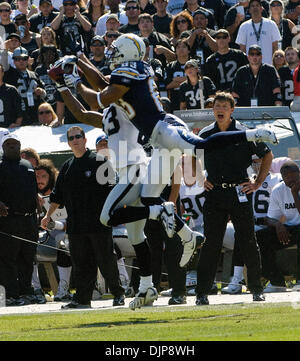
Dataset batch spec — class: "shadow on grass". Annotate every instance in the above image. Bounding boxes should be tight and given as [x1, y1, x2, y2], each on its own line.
[79, 318, 168, 328]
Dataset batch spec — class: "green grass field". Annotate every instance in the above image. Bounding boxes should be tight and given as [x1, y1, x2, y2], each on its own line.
[0, 302, 300, 341]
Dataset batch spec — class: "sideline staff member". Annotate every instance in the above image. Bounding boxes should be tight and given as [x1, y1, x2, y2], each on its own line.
[196, 92, 273, 305]
[0, 133, 39, 307]
[41, 126, 125, 309]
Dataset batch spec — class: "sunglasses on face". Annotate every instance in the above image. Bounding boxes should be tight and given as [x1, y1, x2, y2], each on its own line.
[0, 9, 10, 12]
[39, 110, 51, 115]
[64, 2, 75, 6]
[249, 52, 261, 56]
[216, 35, 228, 39]
[176, 19, 187, 25]
[68, 134, 83, 141]
[274, 54, 284, 58]
[126, 6, 138, 10]
[271, 3, 282, 7]
[14, 57, 28, 61]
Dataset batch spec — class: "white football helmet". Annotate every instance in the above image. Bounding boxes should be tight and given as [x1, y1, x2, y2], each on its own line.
[106, 33, 146, 69]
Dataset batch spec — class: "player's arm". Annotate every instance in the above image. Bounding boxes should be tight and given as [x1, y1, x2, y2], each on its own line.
[78, 53, 109, 90]
[59, 88, 103, 128]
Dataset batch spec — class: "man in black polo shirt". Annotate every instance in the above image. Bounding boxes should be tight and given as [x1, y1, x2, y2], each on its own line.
[195, 91, 273, 305]
[0, 133, 39, 306]
[231, 44, 282, 106]
[119, 0, 140, 34]
[41, 126, 125, 309]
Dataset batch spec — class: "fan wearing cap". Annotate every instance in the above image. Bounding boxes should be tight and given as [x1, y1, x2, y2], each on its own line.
[231, 44, 282, 106]
[29, 0, 59, 34]
[3, 46, 47, 125]
[88, 35, 111, 76]
[179, 59, 216, 110]
[204, 29, 248, 92]
[0, 133, 41, 307]
[51, 0, 92, 55]
[183, 0, 216, 29]
[95, 0, 128, 36]
[14, 13, 41, 57]
[0, 63, 23, 128]
[235, 0, 281, 65]
[180, 9, 217, 71]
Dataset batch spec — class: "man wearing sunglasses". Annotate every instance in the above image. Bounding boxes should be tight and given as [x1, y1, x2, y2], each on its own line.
[104, 30, 121, 47]
[41, 126, 125, 309]
[0, 2, 17, 38]
[119, 0, 140, 35]
[3, 46, 47, 125]
[29, 0, 59, 34]
[231, 44, 282, 106]
[204, 28, 248, 92]
[88, 35, 111, 76]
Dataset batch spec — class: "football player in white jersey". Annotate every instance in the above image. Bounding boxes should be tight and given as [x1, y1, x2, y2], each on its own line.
[49, 34, 279, 268]
[221, 156, 282, 294]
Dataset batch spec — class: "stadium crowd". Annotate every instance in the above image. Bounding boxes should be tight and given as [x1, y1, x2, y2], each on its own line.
[0, 0, 300, 308]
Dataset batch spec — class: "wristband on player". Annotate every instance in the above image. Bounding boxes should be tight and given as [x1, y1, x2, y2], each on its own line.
[97, 92, 105, 109]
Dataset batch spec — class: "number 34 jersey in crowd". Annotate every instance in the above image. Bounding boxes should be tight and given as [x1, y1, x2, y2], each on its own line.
[252, 172, 282, 220]
[109, 61, 165, 138]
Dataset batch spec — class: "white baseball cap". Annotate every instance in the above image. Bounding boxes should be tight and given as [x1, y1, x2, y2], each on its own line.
[1, 132, 20, 147]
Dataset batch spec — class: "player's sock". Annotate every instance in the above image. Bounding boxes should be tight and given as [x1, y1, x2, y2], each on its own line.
[233, 266, 244, 282]
[138, 275, 153, 294]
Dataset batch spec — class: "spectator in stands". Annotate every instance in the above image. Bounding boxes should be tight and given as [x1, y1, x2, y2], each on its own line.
[0, 2, 17, 38]
[152, 0, 173, 37]
[290, 59, 300, 111]
[180, 9, 217, 71]
[224, 0, 269, 48]
[95, 0, 128, 36]
[14, 13, 41, 57]
[11, 0, 39, 20]
[104, 30, 121, 47]
[88, 35, 111, 75]
[284, 0, 300, 26]
[119, 0, 140, 34]
[0, 133, 40, 307]
[29, 0, 59, 34]
[256, 160, 300, 292]
[139, 0, 156, 15]
[270, 0, 295, 52]
[169, 11, 193, 46]
[41, 126, 125, 309]
[279, 46, 299, 107]
[138, 13, 175, 66]
[184, 0, 215, 29]
[0, 63, 23, 128]
[231, 44, 282, 106]
[51, 0, 92, 55]
[165, 38, 190, 111]
[179, 58, 216, 110]
[105, 13, 121, 33]
[86, 0, 105, 32]
[235, 0, 281, 65]
[204, 28, 248, 92]
[35, 45, 60, 107]
[37, 102, 60, 127]
[192, 0, 226, 30]
[20, 147, 41, 167]
[4, 46, 47, 125]
[3, 33, 21, 69]
[272, 49, 287, 71]
[31, 27, 61, 69]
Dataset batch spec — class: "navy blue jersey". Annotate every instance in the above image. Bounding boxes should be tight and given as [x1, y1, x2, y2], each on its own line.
[110, 61, 165, 138]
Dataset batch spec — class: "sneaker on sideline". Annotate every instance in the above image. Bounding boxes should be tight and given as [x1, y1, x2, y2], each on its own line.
[263, 282, 286, 293]
[221, 276, 243, 294]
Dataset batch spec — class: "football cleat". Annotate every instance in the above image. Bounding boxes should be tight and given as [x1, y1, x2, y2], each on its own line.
[221, 277, 243, 294]
[129, 287, 158, 311]
[179, 232, 205, 268]
[160, 201, 175, 238]
[254, 127, 278, 145]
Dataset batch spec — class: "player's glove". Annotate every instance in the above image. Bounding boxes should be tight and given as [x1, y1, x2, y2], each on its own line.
[63, 63, 82, 89]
